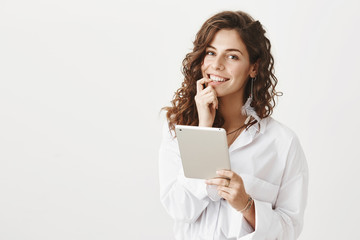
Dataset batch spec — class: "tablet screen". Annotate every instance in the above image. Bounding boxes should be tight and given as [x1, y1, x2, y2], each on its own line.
[175, 125, 231, 179]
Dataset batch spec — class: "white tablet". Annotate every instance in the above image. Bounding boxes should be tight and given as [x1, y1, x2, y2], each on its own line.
[175, 125, 231, 179]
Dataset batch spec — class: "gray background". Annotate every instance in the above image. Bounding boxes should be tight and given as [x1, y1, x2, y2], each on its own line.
[1, 0, 359, 239]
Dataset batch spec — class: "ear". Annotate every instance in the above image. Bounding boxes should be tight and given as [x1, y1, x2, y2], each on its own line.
[249, 60, 260, 78]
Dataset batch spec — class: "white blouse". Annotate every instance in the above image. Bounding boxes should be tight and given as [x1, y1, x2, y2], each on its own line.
[158, 117, 308, 240]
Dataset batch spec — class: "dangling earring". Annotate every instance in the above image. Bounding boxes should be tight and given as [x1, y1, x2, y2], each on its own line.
[242, 77, 261, 125]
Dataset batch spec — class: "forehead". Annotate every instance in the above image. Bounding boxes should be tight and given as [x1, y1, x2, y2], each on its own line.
[209, 29, 247, 52]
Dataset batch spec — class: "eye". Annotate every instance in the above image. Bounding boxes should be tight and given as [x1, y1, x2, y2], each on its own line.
[206, 51, 215, 56]
[228, 55, 239, 60]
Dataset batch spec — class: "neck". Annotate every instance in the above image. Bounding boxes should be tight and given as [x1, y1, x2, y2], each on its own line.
[219, 91, 247, 131]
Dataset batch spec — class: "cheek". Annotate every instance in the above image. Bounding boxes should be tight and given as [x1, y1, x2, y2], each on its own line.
[200, 64, 207, 75]
[231, 65, 249, 78]
[201, 58, 211, 71]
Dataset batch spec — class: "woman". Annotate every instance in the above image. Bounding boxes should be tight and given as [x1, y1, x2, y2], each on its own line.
[159, 11, 308, 240]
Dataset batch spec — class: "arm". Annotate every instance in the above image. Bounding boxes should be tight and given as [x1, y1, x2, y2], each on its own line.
[159, 78, 218, 222]
[158, 124, 210, 223]
[242, 136, 309, 240]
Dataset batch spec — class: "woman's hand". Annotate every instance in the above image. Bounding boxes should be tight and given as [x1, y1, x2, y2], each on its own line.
[205, 170, 249, 212]
[195, 78, 218, 127]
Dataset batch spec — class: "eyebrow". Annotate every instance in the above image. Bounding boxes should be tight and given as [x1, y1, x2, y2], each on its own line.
[208, 45, 243, 55]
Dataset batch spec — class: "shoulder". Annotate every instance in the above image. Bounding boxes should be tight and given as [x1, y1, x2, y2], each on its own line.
[263, 117, 299, 143]
[260, 117, 305, 162]
[161, 121, 176, 141]
[160, 120, 179, 152]
[264, 117, 308, 172]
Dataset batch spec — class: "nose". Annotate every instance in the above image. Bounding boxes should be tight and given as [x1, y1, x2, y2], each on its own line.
[211, 56, 224, 71]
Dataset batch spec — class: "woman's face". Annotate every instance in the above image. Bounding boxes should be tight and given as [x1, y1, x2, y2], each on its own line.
[201, 29, 257, 98]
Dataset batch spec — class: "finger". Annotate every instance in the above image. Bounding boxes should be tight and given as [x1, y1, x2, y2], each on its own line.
[214, 94, 219, 110]
[227, 180, 241, 189]
[201, 94, 218, 107]
[196, 79, 205, 94]
[217, 186, 233, 194]
[205, 178, 229, 186]
[204, 86, 218, 109]
[199, 84, 216, 95]
[196, 78, 212, 94]
[199, 86, 217, 99]
[216, 170, 237, 180]
[218, 190, 231, 200]
[196, 92, 217, 110]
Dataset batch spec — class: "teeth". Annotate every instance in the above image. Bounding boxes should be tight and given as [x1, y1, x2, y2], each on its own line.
[209, 75, 228, 82]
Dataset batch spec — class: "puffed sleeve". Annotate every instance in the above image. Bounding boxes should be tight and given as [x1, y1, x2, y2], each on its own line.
[240, 135, 309, 240]
[158, 123, 210, 223]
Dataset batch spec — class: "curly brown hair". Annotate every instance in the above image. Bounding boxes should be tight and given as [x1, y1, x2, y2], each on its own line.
[163, 11, 281, 132]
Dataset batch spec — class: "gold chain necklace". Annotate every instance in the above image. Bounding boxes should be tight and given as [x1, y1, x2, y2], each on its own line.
[226, 125, 245, 135]
[227, 124, 246, 145]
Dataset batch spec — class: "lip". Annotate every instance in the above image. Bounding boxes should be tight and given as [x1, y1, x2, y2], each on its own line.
[207, 73, 230, 85]
[208, 81, 225, 86]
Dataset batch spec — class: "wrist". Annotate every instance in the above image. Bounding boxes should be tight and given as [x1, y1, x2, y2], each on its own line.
[198, 120, 213, 127]
[238, 195, 253, 213]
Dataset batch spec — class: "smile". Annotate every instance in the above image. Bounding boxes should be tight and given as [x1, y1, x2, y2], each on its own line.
[208, 74, 230, 82]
